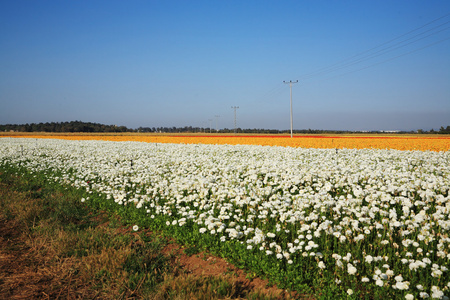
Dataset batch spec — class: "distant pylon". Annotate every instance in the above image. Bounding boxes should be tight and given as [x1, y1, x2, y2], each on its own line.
[231, 106, 239, 134]
[215, 115, 220, 132]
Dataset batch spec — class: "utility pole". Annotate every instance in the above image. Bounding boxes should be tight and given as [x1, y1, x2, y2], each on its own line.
[231, 106, 239, 134]
[215, 115, 220, 132]
[208, 119, 213, 133]
[283, 80, 298, 138]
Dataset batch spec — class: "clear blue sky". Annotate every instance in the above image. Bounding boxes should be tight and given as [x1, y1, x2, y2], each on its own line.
[1, 1, 449, 131]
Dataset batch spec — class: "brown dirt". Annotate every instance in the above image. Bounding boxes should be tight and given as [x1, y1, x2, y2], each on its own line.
[158, 237, 301, 299]
[0, 187, 98, 299]
[0, 212, 87, 299]
[0, 214, 303, 299]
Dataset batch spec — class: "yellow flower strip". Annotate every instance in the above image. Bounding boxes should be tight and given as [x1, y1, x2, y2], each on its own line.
[2, 134, 449, 151]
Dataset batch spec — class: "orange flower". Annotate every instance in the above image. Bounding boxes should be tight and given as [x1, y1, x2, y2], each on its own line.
[2, 133, 449, 151]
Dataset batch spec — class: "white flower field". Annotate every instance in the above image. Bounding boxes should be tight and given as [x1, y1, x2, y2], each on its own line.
[1, 137, 449, 299]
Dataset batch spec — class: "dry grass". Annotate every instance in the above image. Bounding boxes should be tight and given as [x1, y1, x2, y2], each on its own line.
[0, 174, 301, 299]
[152, 273, 285, 300]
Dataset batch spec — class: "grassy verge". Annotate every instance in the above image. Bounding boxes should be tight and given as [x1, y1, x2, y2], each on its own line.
[0, 167, 298, 299]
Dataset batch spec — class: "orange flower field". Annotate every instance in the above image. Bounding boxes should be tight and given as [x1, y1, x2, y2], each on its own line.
[2, 133, 449, 151]
[1, 133, 450, 298]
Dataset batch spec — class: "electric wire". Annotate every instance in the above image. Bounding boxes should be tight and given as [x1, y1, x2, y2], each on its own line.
[297, 17, 450, 81]
[254, 12, 450, 103]
[322, 35, 450, 82]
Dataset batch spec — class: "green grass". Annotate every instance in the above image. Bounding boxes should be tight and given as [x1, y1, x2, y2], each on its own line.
[0, 165, 298, 299]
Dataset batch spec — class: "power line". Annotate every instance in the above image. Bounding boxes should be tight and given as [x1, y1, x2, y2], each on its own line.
[309, 25, 450, 82]
[297, 14, 450, 81]
[251, 12, 450, 119]
[254, 12, 450, 106]
[257, 84, 285, 102]
[322, 35, 450, 82]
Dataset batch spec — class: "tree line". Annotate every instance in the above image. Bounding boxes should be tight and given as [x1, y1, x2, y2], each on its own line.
[137, 127, 361, 134]
[1, 121, 449, 134]
[0, 121, 131, 133]
[417, 126, 450, 134]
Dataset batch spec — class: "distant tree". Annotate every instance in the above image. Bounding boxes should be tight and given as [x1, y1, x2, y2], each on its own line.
[439, 126, 450, 134]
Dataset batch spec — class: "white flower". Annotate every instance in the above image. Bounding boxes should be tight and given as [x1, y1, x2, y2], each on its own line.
[347, 289, 353, 295]
[4, 135, 450, 298]
[343, 253, 352, 262]
[132, 225, 139, 231]
[347, 263, 357, 275]
[318, 261, 325, 269]
[405, 294, 414, 300]
[431, 286, 443, 299]
[395, 281, 410, 290]
[431, 269, 443, 277]
[409, 262, 419, 271]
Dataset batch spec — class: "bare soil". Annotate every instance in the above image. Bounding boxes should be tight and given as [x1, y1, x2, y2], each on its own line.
[0, 187, 304, 299]
[0, 211, 91, 299]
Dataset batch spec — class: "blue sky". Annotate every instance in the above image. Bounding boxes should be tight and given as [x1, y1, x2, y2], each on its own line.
[1, 1, 449, 131]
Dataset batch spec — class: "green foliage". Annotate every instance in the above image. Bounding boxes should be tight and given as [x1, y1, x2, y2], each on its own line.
[3, 155, 448, 299]
[0, 121, 133, 133]
[183, 245, 201, 256]
[0, 161, 298, 299]
[122, 240, 170, 293]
